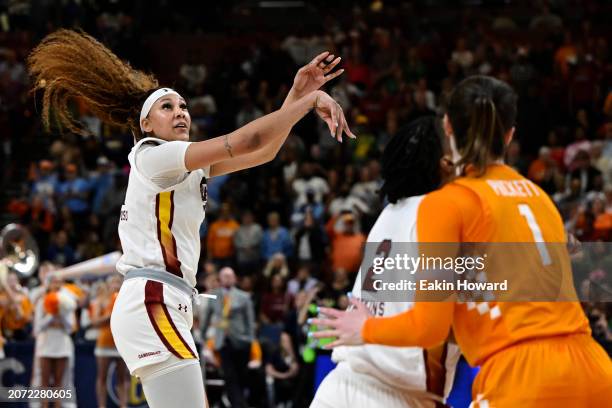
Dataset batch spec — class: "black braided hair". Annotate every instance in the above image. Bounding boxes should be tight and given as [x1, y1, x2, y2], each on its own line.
[379, 116, 444, 204]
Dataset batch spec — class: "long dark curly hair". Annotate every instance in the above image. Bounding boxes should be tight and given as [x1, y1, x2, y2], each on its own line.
[28, 29, 159, 139]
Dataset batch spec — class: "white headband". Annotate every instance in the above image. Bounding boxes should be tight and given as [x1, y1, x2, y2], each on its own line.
[139, 88, 181, 132]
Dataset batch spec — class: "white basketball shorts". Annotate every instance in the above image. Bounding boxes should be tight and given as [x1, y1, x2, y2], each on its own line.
[110, 277, 199, 376]
[310, 362, 439, 408]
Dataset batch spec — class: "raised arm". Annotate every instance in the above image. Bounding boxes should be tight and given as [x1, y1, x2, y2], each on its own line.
[193, 52, 351, 177]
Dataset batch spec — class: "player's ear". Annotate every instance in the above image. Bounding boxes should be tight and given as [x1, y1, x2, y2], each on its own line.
[440, 155, 455, 183]
[442, 114, 454, 139]
[141, 118, 152, 133]
[504, 127, 515, 146]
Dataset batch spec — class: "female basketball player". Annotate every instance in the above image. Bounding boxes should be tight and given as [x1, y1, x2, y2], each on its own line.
[28, 29, 353, 408]
[310, 117, 461, 408]
[312, 76, 612, 406]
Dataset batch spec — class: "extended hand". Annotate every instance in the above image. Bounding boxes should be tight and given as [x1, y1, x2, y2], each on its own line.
[313, 91, 356, 142]
[292, 51, 344, 98]
[309, 297, 370, 349]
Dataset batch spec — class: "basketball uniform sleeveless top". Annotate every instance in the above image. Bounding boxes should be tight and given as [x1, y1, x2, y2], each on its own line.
[116, 137, 209, 288]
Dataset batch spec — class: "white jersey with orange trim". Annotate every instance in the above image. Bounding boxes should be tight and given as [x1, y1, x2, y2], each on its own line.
[330, 196, 460, 401]
[116, 137, 209, 288]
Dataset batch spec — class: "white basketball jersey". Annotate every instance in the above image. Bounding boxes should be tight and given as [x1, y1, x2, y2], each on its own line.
[332, 196, 460, 399]
[116, 137, 208, 288]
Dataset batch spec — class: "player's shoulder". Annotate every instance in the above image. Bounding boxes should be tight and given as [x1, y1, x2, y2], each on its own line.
[376, 196, 423, 225]
[133, 136, 165, 151]
[423, 182, 481, 212]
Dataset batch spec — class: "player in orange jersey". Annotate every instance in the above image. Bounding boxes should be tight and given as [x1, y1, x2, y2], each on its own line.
[312, 76, 612, 407]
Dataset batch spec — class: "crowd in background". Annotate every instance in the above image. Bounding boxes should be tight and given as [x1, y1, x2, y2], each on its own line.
[0, 1, 611, 407]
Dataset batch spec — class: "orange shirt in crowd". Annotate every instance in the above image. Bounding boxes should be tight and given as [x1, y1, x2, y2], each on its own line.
[555, 44, 577, 78]
[330, 233, 366, 273]
[207, 219, 240, 259]
[3, 293, 33, 330]
[326, 215, 366, 273]
[96, 292, 118, 349]
[594, 212, 612, 240]
[527, 158, 547, 183]
[0, 291, 34, 349]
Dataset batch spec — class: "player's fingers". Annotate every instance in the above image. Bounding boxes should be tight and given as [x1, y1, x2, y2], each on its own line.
[317, 306, 344, 318]
[340, 114, 356, 140]
[335, 105, 343, 142]
[318, 54, 335, 68]
[349, 296, 366, 310]
[309, 317, 335, 327]
[322, 117, 334, 136]
[324, 68, 345, 82]
[311, 51, 330, 66]
[323, 339, 344, 349]
[310, 329, 339, 339]
[329, 103, 339, 138]
[323, 57, 341, 73]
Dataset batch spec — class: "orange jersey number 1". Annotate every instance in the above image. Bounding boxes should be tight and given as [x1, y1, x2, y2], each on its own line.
[518, 204, 552, 266]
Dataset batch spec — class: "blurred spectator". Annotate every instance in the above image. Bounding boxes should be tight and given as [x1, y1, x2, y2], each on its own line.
[328, 183, 369, 217]
[287, 264, 319, 296]
[530, 4, 563, 31]
[179, 56, 207, 94]
[202, 267, 255, 408]
[318, 268, 351, 309]
[89, 157, 115, 215]
[261, 327, 299, 407]
[46, 230, 76, 267]
[233, 210, 263, 276]
[451, 38, 474, 70]
[33, 275, 76, 403]
[414, 78, 436, 111]
[292, 162, 329, 208]
[235, 97, 263, 128]
[565, 127, 592, 170]
[326, 212, 366, 275]
[292, 187, 325, 227]
[506, 140, 529, 175]
[588, 307, 612, 355]
[76, 231, 104, 263]
[294, 210, 326, 265]
[592, 140, 612, 186]
[0, 271, 33, 346]
[555, 31, 578, 79]
[57, 163, 91, 226]
[92, 275, 128, 408]
[568, 150, 603, 194]
[261, 212, 293, 261]
[98, 172, 128, 247]
[260, 273, 292, 324]
[30, 160, 59, 213]
[263, 253, 290, 280]
[206, 202, 240, 268]
[22, 195, 54, 252]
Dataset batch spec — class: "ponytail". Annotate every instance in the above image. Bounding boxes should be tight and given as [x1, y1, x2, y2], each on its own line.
[456, 96, 505, 175]
[28, 29, 159, 138]
[447, 76, 518, 176]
